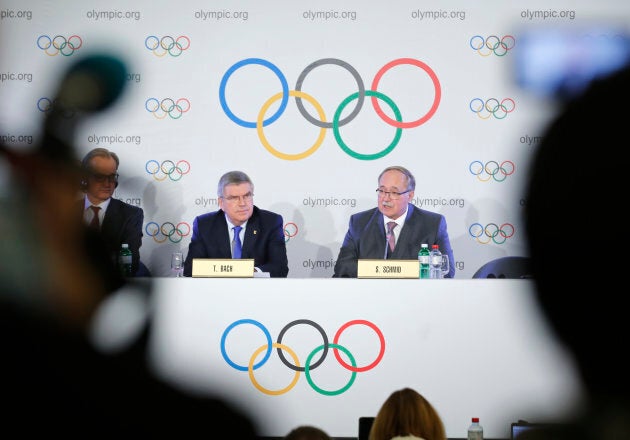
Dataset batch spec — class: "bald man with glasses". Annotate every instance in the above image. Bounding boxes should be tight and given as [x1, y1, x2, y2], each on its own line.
[333, 165, 455, 278]
[183, 170, 288, 277]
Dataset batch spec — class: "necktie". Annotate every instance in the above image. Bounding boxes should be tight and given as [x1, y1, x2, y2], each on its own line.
[89, 206, 101, 229]
[232, 226, 242, 259]
[386, 221, 397, 256]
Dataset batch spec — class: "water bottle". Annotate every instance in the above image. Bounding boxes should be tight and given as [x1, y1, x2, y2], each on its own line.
[118, 243, 133, 277]
[418, 243, 430, 279]
[467, 417, 483, 440]
[429, 244, 443, 279]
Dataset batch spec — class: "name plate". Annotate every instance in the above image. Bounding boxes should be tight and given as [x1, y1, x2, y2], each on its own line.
[192, 258, 254, 278]
[357, 259, 419, 279]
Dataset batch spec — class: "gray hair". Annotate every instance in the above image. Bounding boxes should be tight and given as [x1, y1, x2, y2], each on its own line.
[81, 147, 120, 171]
[378, 165, 415, 191]
[217, 170, 254, 197]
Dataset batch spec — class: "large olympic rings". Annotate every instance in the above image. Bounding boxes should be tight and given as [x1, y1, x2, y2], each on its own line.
[469, 160, 515, 182]
[37, 35, 83, 56]
[145, 159, 191, 181]
[220, 318, 385, 395]
[145, 221, 191, 243]
[469, 222, 515, 244]
[219, 57, 441, 161]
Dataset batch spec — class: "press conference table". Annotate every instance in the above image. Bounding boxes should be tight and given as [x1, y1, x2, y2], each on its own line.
[142, 278, 581, 439]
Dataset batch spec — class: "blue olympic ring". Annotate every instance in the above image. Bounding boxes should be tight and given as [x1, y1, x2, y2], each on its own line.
[145, 159, 191, 181]
[145, 221, 191, 243]
[468, 222, 515, 245]
[469, 160, 515, 182]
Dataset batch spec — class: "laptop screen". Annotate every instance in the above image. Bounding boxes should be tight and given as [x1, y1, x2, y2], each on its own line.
[358, 417, 374, 440]
[511, 421, 552, 439]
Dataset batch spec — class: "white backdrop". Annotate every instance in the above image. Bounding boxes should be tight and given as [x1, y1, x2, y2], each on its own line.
[149, 278, 583, 439]
[1, 0, 629, 278]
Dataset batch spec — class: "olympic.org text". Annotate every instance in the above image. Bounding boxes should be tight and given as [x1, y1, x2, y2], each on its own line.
[195, 196, 219, 208]
[521, 9, 575, 20]
[195, 10, 248, 21]
[302, 10, 357, 21]
[88, 134, 141, 146]
[303, 196, 357, 209]
[411, 9, 466, 20]
[520, 134, 542, 146]
[0, 9, 32, 20]
[1, 134, 34, 145]
[86, 9, 140, 21]
[413, 197, 465, 209]
[1, 72, 32, 83]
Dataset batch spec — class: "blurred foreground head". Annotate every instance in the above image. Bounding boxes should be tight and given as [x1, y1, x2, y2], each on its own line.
[524, 63, 630, 396]
[0, 53, 129, 329]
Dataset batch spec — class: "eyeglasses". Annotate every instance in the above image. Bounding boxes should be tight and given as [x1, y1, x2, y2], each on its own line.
[376, 188, 411, 199]
[90, 173, 119, 183]
[222, 192, 254, 204]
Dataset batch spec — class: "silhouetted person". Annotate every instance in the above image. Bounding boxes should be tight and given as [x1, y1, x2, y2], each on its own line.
[524, 64, 630, 439]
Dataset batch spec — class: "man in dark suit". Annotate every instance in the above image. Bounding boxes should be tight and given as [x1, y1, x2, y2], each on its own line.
[80, 147, 145, 276]
[183, 170, 289, 277]
[333, 165, 455, 278]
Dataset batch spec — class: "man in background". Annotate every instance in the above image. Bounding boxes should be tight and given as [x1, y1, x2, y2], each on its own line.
[183, 170, 289, 277]
[333, 165, 455, 278]
[80, 147, 146, 276]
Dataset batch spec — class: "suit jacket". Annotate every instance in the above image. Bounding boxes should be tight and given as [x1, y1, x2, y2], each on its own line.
[183, 206, 288, 278]
[333, 204, 455, 278]
[80, 198, 144, 276]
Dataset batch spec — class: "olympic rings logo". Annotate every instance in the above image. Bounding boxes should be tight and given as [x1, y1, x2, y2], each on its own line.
[284, 222, 298, 243]
[145, 160, 191, 181]
[469, 223, 515, 244]
[469, 160, 515, 182]
[144, 35, 191, 57]
[37, 97, 74, 118]
[219, 57, 441, 161]
[221, 318, 385, 396]
[145, 221, 191, 243]
[469, 35, 515, 57]
[145, 97, 191, 119]
[37, 35, 83, 56]
[469, 98, 516, 119]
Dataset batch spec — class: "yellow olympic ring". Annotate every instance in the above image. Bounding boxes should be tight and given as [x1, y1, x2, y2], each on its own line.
[248, 342, 300, 396]
[257, 90, 326, 161]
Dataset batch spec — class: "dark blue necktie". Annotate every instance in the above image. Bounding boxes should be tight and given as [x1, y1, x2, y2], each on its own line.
[232, 226, 242, 259]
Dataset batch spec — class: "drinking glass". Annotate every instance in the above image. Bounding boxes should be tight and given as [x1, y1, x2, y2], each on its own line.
[171, 252, 184, 277]
[440, 255, 450, 278]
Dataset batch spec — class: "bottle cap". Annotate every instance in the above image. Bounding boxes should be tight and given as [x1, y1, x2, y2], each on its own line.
[472, 417, 479, 423]
[122, 243, 129, 248]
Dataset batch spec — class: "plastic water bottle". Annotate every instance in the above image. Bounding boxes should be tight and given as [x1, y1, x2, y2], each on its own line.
[118, 243, 133, 277]
[429, 244, 443, 279]
[467, 417, 483, 440]
[418, 243, 430, 279]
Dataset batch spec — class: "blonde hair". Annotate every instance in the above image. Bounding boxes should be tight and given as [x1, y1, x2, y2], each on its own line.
[369, 388, 446, 440]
